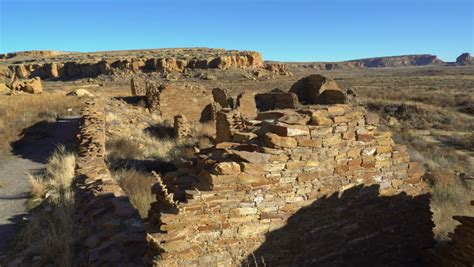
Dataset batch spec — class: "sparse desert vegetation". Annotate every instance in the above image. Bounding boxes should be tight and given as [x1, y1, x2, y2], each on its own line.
[0, 93, 81, 155]
[330, 67, 474, 240]
[8, 147, 77, 266]
[0, 48, 472, 265]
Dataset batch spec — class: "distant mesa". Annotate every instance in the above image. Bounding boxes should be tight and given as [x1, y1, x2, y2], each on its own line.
[346, 54, 444, 68]
[456, 52, 473, 65]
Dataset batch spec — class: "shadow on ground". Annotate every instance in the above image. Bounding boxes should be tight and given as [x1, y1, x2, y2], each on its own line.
[245, 184, 435, 266]
[114, 96, 147, 107]
[11, 118, 81, 163]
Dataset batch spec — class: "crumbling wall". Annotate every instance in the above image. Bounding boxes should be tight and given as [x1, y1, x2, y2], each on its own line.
[146, 82, 214, 122]
[74, 100, 147, 266]
[147, 104, 434, 266]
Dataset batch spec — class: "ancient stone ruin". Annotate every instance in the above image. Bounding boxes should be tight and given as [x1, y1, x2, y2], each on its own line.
[147, 102, 434, 266]
[290, 74, 347, 105]
[75, 101, 147, 265]
[49, 72, 471, 266]
[146, 82, 214, 122]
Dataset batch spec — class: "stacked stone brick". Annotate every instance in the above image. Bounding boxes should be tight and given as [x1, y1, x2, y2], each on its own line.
[74, 100, 147, 266]
[147, 104, 434, 266]
[131, 76, 146, 96]
[145, 82, 214, 122]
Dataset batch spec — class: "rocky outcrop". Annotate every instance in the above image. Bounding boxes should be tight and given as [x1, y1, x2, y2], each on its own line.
[75, 100, 147, 266]
[6, 76, 43, 94]
[264, 63, 292, 76]
[1, 49, 267, 80]
[348, 54, 444, 68]
[290, 74, 346, 104]
[288, 54, 446, 70]
[456, 53, 473, 65]
[147, 104, 433, 266]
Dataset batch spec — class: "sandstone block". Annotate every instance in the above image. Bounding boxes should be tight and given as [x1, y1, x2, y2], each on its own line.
[268, 123, 310, 137]
[289, 74, 346, 104]
[365, 112, 380, 125]
[310, 115, 333, 126]
[236, 92, 257, 118]
[263, 132, 297, 148]
[213, 162, 241, 175]
[297, 139, 322, 148]
[21, 77, 42, 94]
[233, 131, 258, 142]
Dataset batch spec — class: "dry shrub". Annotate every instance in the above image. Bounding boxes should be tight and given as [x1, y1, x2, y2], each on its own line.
[394, 129, 474, 241]
[0, 93, 82, 154]
[428, 170, 473, 241]
[106, 138, 143, 159]
[107, 124, 212, 164]
[113, 169, 156, 218]
[9, 147, 77, 266]
[28, 174, 45, 199]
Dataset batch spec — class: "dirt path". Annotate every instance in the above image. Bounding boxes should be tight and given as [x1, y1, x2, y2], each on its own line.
[0, 156, 43, 258]
[0, 117, 80, 259]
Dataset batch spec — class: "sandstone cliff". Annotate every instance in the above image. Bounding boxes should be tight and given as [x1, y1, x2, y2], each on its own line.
[0, 48, 265, 80]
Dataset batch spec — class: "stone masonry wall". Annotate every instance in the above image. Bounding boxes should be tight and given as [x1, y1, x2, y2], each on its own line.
[74, 100, 147, 266]
[147, 104, 434, 266]
[146, 82, 214, 122]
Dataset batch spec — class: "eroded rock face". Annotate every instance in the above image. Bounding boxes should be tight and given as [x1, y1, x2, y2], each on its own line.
[290, 74, 346, 104]
[456, 53, 473, 65]
[0, 83, 8, 93]
[264, 63, 293, 76]
[1, 49, 267, 80]
[10, 76, 44, 94]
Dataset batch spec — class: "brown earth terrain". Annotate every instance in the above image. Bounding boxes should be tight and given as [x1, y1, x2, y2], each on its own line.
[0, 48, 473, 266]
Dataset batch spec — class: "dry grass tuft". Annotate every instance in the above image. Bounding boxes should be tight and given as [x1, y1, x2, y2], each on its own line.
[10, 147, 77, 266]
[113, 169, 156, 218]
[0, 93, 82, 154]
[393, 128, 474, 241]
[428, 170, 473, 241]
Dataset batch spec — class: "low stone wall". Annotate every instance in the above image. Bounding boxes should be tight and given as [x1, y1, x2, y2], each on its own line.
[147, 104, 434, 266]
[74, 100, 147, 266]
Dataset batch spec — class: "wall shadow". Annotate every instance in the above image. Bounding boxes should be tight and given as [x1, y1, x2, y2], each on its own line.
[11, 118, 80, 164]
[114, 96, 147, 107]
[245, 184, 434, 266]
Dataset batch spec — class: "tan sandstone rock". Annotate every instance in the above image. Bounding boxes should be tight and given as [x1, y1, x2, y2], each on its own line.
[67, 88, 93, 97]
[21, 77, 42, 94]
[290, 74, 346, 104]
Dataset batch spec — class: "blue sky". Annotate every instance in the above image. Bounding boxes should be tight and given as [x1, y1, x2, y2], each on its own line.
[0, 0, 472, 62]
